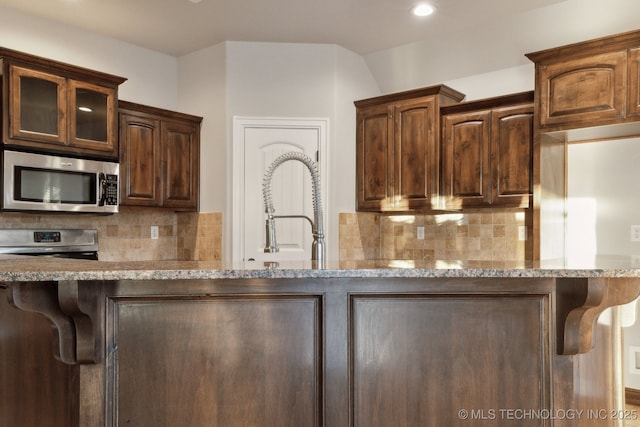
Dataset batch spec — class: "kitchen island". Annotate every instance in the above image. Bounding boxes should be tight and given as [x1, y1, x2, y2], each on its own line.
[1, 257, 640, 427]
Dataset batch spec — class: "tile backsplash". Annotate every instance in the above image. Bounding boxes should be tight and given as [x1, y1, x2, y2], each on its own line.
[0, 207, 222, 262]
[339, 210, 529, 263]
[0, 207, 525, 264]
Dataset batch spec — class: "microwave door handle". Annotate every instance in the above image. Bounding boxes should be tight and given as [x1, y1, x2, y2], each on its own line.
[98, 173, 107, 206]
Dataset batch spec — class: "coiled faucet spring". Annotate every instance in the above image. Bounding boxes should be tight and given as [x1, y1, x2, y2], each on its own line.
[262, 151, 325, 268]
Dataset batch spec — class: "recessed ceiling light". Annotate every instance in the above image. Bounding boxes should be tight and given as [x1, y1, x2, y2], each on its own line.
[411, 3, 435, 17]
[189, 0, 202, 3]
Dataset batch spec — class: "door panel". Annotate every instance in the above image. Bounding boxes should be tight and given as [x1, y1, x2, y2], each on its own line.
[538, 51, 626, 129]
[356, 104, 392, 210]
[491, 106, 533, 203]
[442, 111, 491, 208]
[243, 126, 320, 262]
[119, 114, 161, 205]
[162, 120, 199, 209]
[395, 99, 435, 204]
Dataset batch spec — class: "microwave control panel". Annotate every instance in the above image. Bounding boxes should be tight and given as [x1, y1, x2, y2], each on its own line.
[101, 173, 119, 206]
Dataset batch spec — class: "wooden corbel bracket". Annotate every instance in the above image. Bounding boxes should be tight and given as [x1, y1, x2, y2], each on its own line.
[8, 280, 103, 365]
[557, 277, 640, 355]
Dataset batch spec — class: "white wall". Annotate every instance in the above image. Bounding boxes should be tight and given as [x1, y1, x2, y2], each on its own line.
[0, 5, 178, 110]
[225, 42, 336, 118]
[177, 43, 227, 214]
[442, 65, 534, 101]
[332, 47, 381, 212]
[567, 139, 640, 259]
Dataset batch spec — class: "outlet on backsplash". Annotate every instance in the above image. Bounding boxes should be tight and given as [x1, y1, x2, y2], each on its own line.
[518, 226, 527, 241]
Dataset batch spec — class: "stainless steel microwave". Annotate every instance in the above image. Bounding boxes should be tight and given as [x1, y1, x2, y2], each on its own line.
[2, 150, 119, 213]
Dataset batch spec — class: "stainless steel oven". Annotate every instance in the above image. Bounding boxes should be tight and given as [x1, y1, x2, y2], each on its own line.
[2, 150, 119, 213]
[0, 228, 99, 260]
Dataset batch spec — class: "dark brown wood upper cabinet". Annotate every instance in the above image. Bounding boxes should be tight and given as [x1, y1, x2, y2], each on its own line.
[119, 101, 202, 211]
[1, 47, 125, 159]
[441, 92, 534, 209]
[355, 85, 465, 212]
[526, 29, 640, 132]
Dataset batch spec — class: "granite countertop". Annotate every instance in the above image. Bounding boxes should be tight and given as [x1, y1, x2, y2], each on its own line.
[1, 255, 640, 282]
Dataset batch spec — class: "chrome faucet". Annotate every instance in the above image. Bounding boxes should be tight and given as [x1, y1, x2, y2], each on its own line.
[262, 151, 325, 269]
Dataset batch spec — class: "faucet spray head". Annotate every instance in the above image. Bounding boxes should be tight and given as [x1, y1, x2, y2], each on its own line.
[264, 216, 279, 253]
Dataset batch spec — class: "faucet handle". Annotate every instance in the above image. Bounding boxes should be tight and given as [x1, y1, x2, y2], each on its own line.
[264, 217, 279, 253]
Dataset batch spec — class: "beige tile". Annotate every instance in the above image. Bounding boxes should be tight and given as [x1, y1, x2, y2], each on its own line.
[493, 225, 506, 238]
[492, 212, 506, 224]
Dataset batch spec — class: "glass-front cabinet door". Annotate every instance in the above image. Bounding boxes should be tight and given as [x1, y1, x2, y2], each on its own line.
[9, 65, 67, 145]
[69, 80, 116, 153]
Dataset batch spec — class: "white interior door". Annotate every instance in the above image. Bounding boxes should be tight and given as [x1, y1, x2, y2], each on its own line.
[233, 118, 327, 263]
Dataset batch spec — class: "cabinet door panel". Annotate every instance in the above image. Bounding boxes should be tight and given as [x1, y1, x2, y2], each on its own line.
[491, 105, 533, 206]
[109, 296, 323, 427]
[351, 294, 550, 427]
[356, 104, 393, 210]
[395, 99, 436, 209]
[538, 51, 626, 129]
[442, 111, 490, 208]
[162, 120, 199, 210]
[68, 80, 117, 155]
[8, 65, 67, 145]
[119, 114, 161, 206]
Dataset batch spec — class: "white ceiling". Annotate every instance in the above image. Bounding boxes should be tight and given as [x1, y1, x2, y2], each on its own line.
[0, 0, 568, 57]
